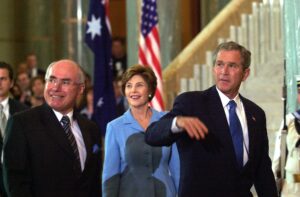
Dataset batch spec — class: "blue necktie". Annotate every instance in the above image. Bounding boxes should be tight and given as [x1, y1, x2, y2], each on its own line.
[228, 100, 244, 169]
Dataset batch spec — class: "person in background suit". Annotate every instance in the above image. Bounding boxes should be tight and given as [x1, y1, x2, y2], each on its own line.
[113, 76, 128, 117]
[145, 41, 278, 197]
[0, 62, 28, 197]
[111, 37, 127, 79]
[3, 59, 102, 197]
[16, 71, 32, 107]
[25, 53, 45, 78]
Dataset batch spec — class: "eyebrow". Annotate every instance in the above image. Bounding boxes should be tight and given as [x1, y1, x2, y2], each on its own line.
[49, 76, 72, 81]
[216, 60, 239, 65]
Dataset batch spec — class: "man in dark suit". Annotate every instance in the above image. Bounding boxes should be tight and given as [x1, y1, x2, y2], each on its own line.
[0, 62, 28, 197]
[26, 53, 46, 78]
[145, 41, 278, 197]
[3, 59, 102, 197]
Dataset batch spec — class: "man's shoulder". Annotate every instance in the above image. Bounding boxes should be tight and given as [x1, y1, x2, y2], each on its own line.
[8, 98, 29, 113]
[240, 95, 264, 113]
[75, 113, 99, 129]
[176, 86, 215, 101]
[13, 104, 51, 120]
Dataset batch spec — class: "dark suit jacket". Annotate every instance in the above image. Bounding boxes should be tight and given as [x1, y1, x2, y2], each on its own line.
[8, 98, 29, 116]
[145, 86, 278, 197]
[0, 98, 28, 197]
[29, 68, 46, 78]
[3, 104, 102, 197]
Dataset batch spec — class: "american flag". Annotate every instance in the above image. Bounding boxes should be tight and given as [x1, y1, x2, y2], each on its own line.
[138, 0, 164, 111]
[85, 0, 116, 136]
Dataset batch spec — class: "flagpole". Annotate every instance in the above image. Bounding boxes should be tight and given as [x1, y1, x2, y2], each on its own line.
[76, 0, 83, 67]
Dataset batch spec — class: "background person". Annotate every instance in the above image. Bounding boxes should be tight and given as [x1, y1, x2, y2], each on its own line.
[30, 76, 45, 107]
[272, 76, 300, 197]
[111, 37, 127, 78]
[25, 53, 45, 78]
[0, 61, 28, 197]
[16, 71, 31, 107]
[113, 76, 128, 117]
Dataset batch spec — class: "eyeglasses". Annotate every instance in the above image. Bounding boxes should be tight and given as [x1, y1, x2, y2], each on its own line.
[45, 77, 82, 87]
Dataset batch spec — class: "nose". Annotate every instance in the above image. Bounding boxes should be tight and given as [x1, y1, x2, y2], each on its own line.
[131, 85, 137, 92]
[221, 64, 229, 74]
[51, 81, 62, 90]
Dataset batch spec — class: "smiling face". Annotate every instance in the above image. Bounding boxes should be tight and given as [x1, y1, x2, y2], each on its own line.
[213, 50, 250, 99]
[125, 74, 150, 109]
[44, 60, 84, 114]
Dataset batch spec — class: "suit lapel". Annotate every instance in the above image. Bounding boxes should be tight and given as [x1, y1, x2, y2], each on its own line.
[240, 98, 256, 164]
[123, 110, 144, 131]
[40, 104, 75, 159]
[8, 98, 17, 116]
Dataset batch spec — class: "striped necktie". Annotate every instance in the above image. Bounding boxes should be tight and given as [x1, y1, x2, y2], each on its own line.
[228, 100, 244, 169]
[61, 115, 81, 172]
[0, 104, 7, 138]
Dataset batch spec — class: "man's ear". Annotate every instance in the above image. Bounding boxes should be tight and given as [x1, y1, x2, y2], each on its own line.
[242, 68, 250, 81]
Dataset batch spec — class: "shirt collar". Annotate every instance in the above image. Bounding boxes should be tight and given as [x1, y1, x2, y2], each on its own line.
[123, 107, 160, 124]
[52, 109, 74, 125]
[216, 87, 242, 109]
[0, 97, 9, 110]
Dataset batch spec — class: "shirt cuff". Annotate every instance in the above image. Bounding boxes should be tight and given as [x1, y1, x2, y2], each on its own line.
[171, 117, 184, 133]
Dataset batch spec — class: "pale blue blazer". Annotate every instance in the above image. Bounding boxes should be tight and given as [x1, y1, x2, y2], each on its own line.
[102, 108, 180, 197]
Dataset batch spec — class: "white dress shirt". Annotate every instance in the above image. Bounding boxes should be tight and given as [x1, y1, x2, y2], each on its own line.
[0, 97, 10, 120]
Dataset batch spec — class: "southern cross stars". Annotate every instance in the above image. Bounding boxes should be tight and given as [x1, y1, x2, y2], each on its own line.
[86, 15, 101, 40]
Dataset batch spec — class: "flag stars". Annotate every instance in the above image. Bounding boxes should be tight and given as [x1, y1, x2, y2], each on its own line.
[86, 15, 102, 40]
[140, 0, 158, 36]
[97, 97, 104, 107]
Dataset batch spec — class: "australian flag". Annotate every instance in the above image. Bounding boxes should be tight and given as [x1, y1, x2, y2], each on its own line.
[85, 0, 116, 136]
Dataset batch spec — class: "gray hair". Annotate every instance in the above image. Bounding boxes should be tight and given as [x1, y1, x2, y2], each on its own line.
[45, 60, 85, 84]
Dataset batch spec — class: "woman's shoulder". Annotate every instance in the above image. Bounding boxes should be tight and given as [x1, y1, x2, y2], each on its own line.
[107, 113, 127, 129]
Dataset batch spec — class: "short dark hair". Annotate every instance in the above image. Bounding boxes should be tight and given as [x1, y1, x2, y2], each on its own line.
[26, 52, 37, 58]
[121, 64, 157, 101]
[30, 76, 45, 91]
[0, 61, 14, 80]
[212, 41, 251, 70]
[112, 36, 125, 45]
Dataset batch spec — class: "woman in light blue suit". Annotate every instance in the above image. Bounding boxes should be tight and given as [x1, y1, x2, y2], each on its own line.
[102, 65, 180, 197]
